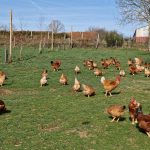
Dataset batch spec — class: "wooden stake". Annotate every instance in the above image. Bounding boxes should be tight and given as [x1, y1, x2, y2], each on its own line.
[43, 37, 46, 48]
[70, 26, 73, 48]
[39, 40, 42, 53]
[81, 32, 84, 39]
[13, 36, 15, 48]
[96, 33, 99, 49]
[63, 33, 66, 50]
[81, 32, 84, 47]
[48, 31, 50, 40]
[31, 31, 33, 38]
[4, 46, 8, 63]
[51, 20, 54, 50]
[9, 9, 13, 63]
[20, 44, 22, 60]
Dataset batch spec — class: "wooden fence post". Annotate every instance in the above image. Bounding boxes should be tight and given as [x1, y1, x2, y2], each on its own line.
[63, 33, 66, 50]
[70, 26, 73, 48]
[20, 44, 23, 60]
[96, 33, 99, 49]
[48, 31, 50, 40]
[4, 47, 8, 63]
[31, 31, 33, 38]
[39, 40, 42, 53]
[13, 36, 16, 48]
[9, 9, 13, 63]
[43, 37, 46, 49]
[81, 32, 84, 47]
[51, 21, 54, 50]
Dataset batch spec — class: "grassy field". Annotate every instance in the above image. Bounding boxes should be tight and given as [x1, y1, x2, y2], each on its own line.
[0, 47, 150, 150]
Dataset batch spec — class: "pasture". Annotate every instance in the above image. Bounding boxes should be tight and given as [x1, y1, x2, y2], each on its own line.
[0, 48, 150, 150]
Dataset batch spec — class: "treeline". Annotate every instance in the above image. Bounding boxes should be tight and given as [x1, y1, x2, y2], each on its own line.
[0, 29, 131, 49]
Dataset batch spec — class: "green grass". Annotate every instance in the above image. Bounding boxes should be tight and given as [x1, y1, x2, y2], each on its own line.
[0, 47, 150, 150]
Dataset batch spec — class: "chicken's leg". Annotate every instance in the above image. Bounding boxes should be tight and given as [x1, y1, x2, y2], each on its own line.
[110, 117, 116, 122]
[109, 92, 112, 96]
[131, 121, 135, 125]
[146, 132, 150, 137]
[135, 119, 138, 124]
[116, 117, 120, 122]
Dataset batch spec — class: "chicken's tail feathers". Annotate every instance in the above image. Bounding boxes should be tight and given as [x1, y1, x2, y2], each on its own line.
[50, 61, 54, 65]
[75, 77, 80, 84]
[100, 76, 105, 84]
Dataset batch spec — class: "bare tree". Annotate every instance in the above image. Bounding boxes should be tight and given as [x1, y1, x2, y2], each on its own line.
[49, 20, 65, 33]
[87, 26, 107, 42]
[0, 24, 9, 31]
[116, 0, 150, 51]
[38, 16, 45, 39]
[19, 17, 26, 31]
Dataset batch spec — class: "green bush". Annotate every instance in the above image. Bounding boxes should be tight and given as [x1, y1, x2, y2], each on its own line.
[105, 31, 123, 47]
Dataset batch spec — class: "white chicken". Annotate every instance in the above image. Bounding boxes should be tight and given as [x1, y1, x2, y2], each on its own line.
[72, 77, 81, 92]
[59, 73, 68, 85]
[74, 65, 80, 74]
[119, 70, 125, 77]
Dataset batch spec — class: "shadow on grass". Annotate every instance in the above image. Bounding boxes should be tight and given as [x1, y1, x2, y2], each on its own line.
[0, 110, 11, 115]
[112, 91, 121, 95]
[103, 91, 121, 96]
[108, 116, 126, 122]
[135, 124, 147, 136]
[82, 121, 90, 125]
[84, 93, 96, 97]
[143, 88, 150, 91]
[72, 89, 82, 93]
[2, 82, 13, 86]
[12, 55, 37, 63]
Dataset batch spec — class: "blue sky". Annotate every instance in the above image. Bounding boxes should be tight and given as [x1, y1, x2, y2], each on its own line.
[0, 0, 144, 37]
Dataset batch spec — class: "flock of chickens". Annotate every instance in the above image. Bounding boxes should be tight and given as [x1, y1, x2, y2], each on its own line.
[0, 56, 150, 137]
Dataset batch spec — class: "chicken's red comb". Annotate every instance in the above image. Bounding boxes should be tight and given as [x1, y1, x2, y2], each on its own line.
[116, 76, 121, 81]
[131, 97, 136, 103]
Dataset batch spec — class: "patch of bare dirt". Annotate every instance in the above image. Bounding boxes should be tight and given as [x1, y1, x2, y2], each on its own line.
[0, 89, 13, 95]
[39, 122, 61, 132]
[41, 126, 60, 132]
[66, 129, 89, 138]
[78, 131, 88, 138]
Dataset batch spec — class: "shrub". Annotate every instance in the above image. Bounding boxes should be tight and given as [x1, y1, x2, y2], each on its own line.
[105, 31, 123, 47]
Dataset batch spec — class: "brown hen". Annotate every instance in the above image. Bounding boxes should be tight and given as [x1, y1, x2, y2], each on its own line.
[107, 105, 126, 122]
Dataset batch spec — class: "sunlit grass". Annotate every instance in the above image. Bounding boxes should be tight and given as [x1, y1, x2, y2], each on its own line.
[0, 48, 150, 150]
